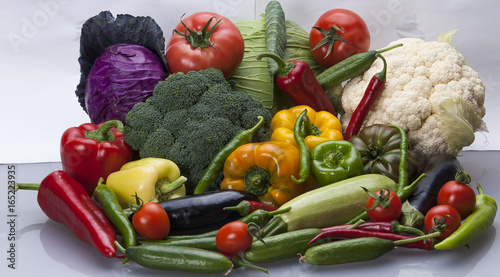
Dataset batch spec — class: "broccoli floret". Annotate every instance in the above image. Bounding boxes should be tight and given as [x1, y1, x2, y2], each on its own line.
[124, 68, 272, 194]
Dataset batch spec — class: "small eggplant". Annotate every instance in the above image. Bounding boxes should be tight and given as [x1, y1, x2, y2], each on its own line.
[408, 154, 462, 214]
[155, 190, 259, 235]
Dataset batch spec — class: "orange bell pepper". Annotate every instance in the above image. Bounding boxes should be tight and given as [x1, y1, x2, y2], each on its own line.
[220, 141, 306, 206]
[270, 105, 343, 151]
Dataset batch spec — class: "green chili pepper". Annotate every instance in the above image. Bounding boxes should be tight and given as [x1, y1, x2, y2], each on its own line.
[434, 183, 497, 250]
[194, 116, 264, 194]
[345, 124, 425, 225]
[310, 140, 364, 186]
[388, 125, 409, 198]
[292, 109, 311, 184]
[93, 180, 136, 262]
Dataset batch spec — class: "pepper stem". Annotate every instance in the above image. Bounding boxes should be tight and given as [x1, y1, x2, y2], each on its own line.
[13, 183, 40, 191]
[244, 167, 271, 196]
[374, 54, 388, 82]
[85, 120, 124, 142]
[158, 176, 187, 195]
[257, 52, 295, 77]
[223, 201, 251, 216]
[393, 231, 441, 246]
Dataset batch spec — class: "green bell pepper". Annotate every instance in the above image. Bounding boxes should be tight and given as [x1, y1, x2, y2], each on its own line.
[310, 140, 364, 186]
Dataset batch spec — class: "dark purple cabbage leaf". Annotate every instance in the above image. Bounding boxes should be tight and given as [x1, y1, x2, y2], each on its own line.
[75, 11, 169, 122]
[84, 44, 167, 124]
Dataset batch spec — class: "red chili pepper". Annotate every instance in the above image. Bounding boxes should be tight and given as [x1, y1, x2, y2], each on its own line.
[308, 228, 434, 250]
[60, 120, 133, 195]
[17, 171, 117, 257]
[223, 200, 278, 216]
[344, 54, 388, 140]
[258, 52, 337, 116]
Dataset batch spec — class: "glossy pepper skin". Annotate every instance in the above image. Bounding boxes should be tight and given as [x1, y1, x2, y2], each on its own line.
[434, 184, 497, 250]
[37, 171, 117, 257]
[106, 157, 186, 208]
[344, 54, 387, 140]
[258, 53, 337, 116]
[60, 120, 133, 195]
[271, 105, 343, 152]
[310, 140, 364, 186]
[220, 141, 306, 207]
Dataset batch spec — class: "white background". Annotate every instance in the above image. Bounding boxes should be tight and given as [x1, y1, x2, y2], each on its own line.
[0, 0, 499, 163]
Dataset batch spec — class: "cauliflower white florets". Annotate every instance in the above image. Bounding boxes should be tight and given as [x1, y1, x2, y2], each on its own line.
[341, 38, 486, 165]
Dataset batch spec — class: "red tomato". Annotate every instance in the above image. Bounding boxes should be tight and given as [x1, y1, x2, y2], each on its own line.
[132, 202, 170, 240]
[215, 221, 253, 254]
[365, 189, 402, 222]
[424, 205, 461, 241]
[437, 179, 476, 219]
[165, 12, 244, 79]
[309, 9, 370, 68]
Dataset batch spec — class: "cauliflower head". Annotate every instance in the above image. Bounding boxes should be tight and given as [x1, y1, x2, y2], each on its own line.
[341, 38, 486, 165]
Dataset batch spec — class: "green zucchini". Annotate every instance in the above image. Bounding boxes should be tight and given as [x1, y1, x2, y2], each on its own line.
[261, 174, 397, 236]
[303, 237, 395, 265]
[125, 244, 232, 273]
[244, 228, 324, 263]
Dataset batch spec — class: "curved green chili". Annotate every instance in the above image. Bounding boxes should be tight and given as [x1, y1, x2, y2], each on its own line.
[389, 124, 409, 196]
[434, 183, 497, 250]
[194, 116, 265, 194]
[345, 124, 413, 224]
[93, 180, 136, 262]
[292, 109, 311, 184]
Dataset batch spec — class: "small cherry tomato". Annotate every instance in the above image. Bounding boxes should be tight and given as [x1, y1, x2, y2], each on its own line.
[365, 188, 402, 222]
[132, 202, 171, 240]
[425, 205, 461, 241]
[437, 170, 476, 219]
[215, 221, 253, 254]
[309, 9, 370, 68]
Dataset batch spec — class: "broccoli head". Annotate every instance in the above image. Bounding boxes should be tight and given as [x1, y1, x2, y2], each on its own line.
[124, 68, 272, 194]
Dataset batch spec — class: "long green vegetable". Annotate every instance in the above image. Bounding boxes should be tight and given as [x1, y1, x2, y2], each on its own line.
[264, 0, 287, 81]
[194, 116, 264, 194]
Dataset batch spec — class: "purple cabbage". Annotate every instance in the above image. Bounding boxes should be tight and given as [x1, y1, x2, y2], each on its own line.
[76, 11, 169, 124]
[84, 44, 166, 124]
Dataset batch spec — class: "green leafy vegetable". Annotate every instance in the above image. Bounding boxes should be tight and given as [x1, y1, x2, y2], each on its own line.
[232, 19, 325, 112]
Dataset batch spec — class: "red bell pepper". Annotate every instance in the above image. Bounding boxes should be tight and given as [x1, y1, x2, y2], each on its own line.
[17, 171, 117, 257]
[60, 120, 133, 195]
[258, 52, 337, 117]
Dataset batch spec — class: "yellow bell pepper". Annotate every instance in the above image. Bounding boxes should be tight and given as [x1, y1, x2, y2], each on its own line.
[271, 105, 343, 151]
[106, 157, 186, 208]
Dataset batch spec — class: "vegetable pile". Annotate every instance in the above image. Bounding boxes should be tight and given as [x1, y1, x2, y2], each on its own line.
[15, 1, 496, 276]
